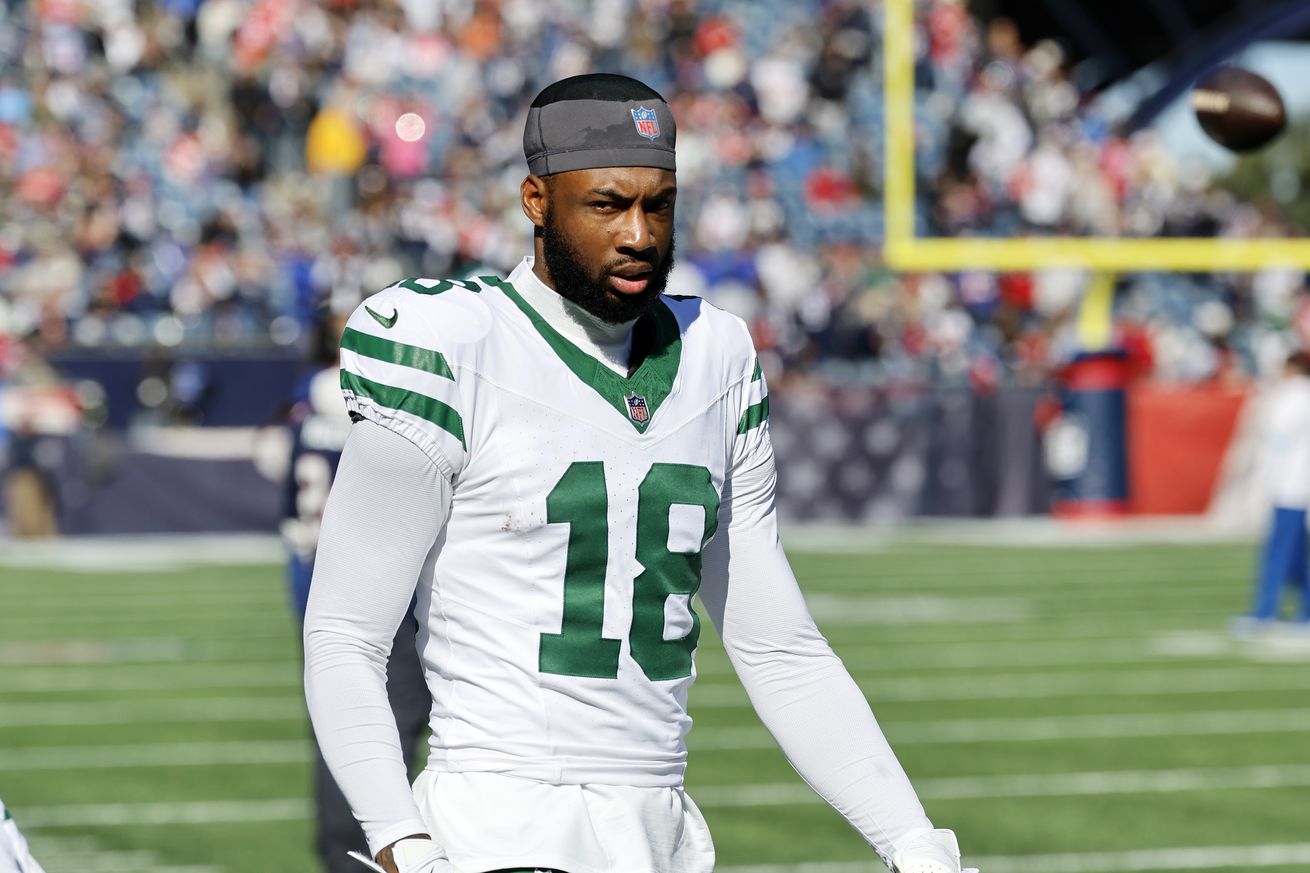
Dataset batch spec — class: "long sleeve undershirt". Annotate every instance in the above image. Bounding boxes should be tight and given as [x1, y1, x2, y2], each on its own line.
[697, 447, 933, 867]
[304, 421, 450, 851]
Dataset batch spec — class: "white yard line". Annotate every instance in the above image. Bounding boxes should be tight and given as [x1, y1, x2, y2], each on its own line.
[782, 518, 1257, 551]
[6, 696, 1308, 740]
[22, 798, 310, 828]
[8, 662, 1302, 698]
[5, 709, 1308, 770]
[21, 763, 1310, 829]
[689, 665, 1310, 706]
[720, 842, 1310, 873]
[702, 640, 1172, 673]
[40, 859, 220, 865]
[0, 740, 311, 771]
[691, 764, 1310, 805]
[0, 630, 1222, 676]
[717, 630, 1308, 672]
[0, 661, 298, 692]
[802, 566, 1252, 583]
[64, 866, 217, 873]
[0, 638, 192, 667]
[0, 634, 1186, 681]
[6, 572, 1238, 611]
[8, 592, 284, 612]
[0, 613, 292, 630]
[26, 849, 219, 873]
[0, 696, 303, 727]
[0, 534, 283, 571]
[0, 640, 295, 667]
[0, 522, 1251, 572]
[25, 835, 223, 873]
[799, 572, 1244, 593]
[803, 594, 1033, 625]
[806, 598, 1245, 628]
[972, 843, 1310, 872]
[691, 707, 1310, 749]
[918, 764, 1310, 799]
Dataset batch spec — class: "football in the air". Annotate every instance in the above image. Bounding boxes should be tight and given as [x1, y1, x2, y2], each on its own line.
[1190, 67, 1287, 153]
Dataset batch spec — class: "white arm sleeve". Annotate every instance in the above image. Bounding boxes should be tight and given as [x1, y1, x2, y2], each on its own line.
[698, 446, 934, 868]
[304, 419, 452, 854]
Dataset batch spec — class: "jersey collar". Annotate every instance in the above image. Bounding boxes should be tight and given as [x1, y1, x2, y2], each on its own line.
[483, 274, 682, 434]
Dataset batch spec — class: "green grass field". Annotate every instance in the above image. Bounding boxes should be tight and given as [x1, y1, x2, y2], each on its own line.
[3, 532, 1309, 873]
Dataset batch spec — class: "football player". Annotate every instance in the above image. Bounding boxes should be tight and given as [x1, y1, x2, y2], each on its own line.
[0, 798, 47, 873]
[304, 74, 977, 873]
[1242, 349, 1310, 627]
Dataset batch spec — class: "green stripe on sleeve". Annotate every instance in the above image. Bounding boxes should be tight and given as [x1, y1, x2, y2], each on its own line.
[397, 277, 480, 295]
[341, 370, 465, 448]
[737, 396, 769, 434]
[751, 359, 762, 382]
[341, 327, 454, 380]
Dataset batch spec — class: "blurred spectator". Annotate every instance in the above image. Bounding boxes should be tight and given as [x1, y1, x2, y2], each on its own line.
[0, 0, 1305, 395]
[1237, 350, 1310, 630]
[0, 333, 79, 538]
[2, 424, 59, 538]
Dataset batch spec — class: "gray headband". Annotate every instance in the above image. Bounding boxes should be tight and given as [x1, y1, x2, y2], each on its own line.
[524, 97, 677, 176]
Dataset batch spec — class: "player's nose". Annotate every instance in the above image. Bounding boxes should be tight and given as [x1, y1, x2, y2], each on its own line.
[614, 205, 657, 255]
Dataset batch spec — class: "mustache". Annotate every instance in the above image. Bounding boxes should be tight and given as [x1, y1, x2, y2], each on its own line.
[604, 254, 659, 271]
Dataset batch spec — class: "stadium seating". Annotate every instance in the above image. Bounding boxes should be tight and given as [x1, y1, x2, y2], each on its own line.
[0, 0, 1305, 399]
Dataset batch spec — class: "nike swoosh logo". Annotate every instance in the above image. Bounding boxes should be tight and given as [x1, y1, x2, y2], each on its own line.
[365, 305, 398, 329]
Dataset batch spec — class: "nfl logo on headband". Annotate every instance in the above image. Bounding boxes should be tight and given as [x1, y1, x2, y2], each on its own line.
[630, 106, 660, 140]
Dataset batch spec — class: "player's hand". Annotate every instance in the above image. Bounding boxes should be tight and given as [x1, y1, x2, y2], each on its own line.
[355, 836, 455, 873]
[890, 828, 978, 873]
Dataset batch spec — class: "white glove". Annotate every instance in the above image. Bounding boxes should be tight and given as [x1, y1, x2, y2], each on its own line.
[890, 828, 978, 873]
[348, 837, 458, 873]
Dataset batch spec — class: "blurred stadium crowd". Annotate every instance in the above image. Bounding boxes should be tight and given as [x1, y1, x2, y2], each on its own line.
[2, 0, 1309, 395]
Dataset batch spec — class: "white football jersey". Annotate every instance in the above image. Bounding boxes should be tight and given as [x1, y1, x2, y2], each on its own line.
[1261, 375, 1310, 508]
[339, 262, 770, 787]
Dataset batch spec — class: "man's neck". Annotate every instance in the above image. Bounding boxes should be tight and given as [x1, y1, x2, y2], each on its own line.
[510, 258, 635, 374]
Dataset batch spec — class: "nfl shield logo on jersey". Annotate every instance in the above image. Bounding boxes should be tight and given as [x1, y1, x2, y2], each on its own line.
[630, 106, 660, 140]
[626, 394, 650, 423]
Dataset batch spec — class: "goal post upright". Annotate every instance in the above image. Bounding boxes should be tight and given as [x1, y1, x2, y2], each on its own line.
[882, 0, 917, 252]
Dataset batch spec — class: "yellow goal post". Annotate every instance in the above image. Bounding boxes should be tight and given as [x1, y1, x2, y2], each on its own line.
[881, 0, 1310, 272]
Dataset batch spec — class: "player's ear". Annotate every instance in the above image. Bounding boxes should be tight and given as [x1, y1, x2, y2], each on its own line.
[521, 174, 549, 229]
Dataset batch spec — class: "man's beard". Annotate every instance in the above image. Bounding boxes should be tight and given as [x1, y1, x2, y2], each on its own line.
[541, 215, 675, 325]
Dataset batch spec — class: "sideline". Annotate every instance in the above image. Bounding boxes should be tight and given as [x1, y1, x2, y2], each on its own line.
[0, 518, 1259, 573]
